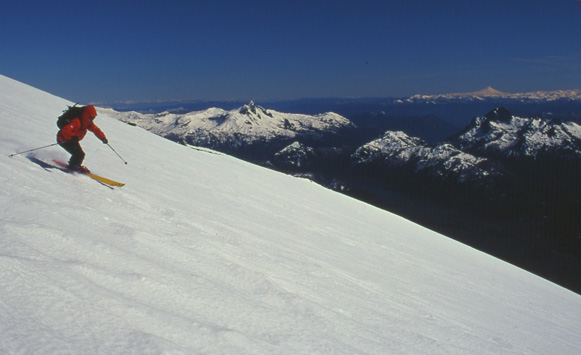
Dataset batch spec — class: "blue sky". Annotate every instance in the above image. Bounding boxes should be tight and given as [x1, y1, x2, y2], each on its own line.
[2, 0, 580, 104]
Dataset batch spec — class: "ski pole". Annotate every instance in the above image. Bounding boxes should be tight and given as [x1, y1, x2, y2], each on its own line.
[106, 143, 128, 165]
[8, 142, 61, 158]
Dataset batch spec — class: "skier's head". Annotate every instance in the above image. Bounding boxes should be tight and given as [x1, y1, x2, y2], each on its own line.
[80, 105, 98, 129]
[85, 105, 97, 120]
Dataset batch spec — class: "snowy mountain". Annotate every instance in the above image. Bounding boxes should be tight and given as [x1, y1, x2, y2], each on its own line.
[351, 131, 505, 185]
[101, 101, 354, 158]
[349, 107, 581, 190]
[403, 87, 581, 103]
[450, 107, 581, 160]
[270, 141, 317, 170]
[2, 74, 581, 353]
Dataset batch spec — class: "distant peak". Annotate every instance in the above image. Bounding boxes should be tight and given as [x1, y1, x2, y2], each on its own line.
[406, 87, 581, 103]
[448, 87, 510, 97]
[477, 87, 510, 96]
[476, 87, 504, 95]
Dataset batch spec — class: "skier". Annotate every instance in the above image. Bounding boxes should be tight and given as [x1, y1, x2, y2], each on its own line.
[56, 105, 108, 172]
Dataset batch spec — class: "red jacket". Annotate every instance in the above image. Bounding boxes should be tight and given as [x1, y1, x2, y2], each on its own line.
[57, 105, 106, 143]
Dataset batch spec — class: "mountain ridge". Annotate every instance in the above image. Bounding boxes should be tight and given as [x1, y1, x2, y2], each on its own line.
[351, 130, 506, 185]
[449, 107, 581, 159]
[100, 101, 355, 159]
[406, 87, 581, 103]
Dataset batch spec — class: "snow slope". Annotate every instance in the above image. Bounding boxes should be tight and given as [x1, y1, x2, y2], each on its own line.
[1, 74, 581, 354]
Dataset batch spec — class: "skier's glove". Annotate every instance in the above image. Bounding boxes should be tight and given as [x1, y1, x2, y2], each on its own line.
[102, 138, 108, 144]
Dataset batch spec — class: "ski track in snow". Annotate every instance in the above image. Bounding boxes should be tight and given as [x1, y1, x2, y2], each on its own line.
[1, 74, 581, 354]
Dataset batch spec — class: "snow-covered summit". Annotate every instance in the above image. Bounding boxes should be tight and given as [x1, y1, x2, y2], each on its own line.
[2, 74, 581, 353]
[352, 131, 425, 163]
[238, 100, 267, 115]
[103, 101, 354, 149]
[451, 107, 581, 159]
[352, 131, 504, 184]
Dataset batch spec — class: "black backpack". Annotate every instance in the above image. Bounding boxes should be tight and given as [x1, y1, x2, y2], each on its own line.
[57, 104, 85, 129]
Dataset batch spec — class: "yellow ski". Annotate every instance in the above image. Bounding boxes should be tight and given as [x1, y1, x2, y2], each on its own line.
[87, 173, 125, 187]
[52, 160, 125, 187]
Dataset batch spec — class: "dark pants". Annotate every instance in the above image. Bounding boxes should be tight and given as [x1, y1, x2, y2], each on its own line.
[59, 141, 85, 167]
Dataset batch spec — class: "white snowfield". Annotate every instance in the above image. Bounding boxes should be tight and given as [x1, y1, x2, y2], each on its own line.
[1, 74, 580, 354]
